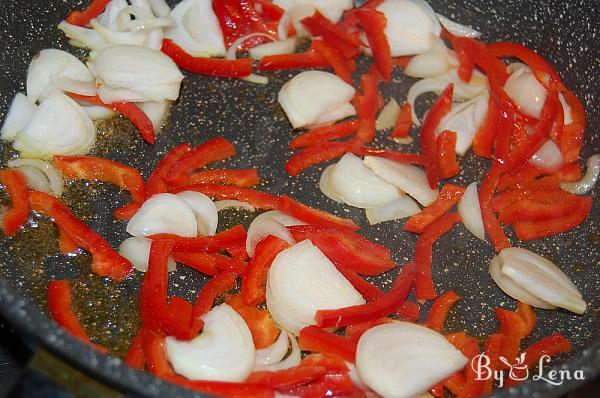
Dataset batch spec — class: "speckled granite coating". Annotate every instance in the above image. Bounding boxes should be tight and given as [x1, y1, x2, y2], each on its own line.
[0, 0, 598, 397]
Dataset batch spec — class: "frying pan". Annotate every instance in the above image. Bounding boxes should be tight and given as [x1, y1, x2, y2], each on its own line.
[0, 0, 598, 397]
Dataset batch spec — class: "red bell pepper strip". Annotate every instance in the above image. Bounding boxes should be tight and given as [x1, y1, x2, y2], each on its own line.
[161, 39, 253, 78]
[390, 102, 413, 140]
[280, 195, 360, 231]
[289, 119, 358, 149]
[488, 42, 565, 92]
[164, 374, 274, 398]
[299, 326, 358, 363]
[425, 290, 460, 332]
[247, 366, 327, 389]
[172, 252, 219, 276]
[442, 372, 466, 396]
[140, 328, 173, 378]
[451, 37, 510, 85]
[168, 296, 194, 327]
[301, 11, 361, 59]
[226, 294, 279, 349]
[355, 8, 392, 81]
[257, 49, 329, 71]
[175, 184, 281, 210]
[314, 262, 415, 327]
[242, 235, 289, 306]
[153, 224, 247, 253]
[189, 271, 237, 336]
[497, 163, 545, 192]
[285, 138, 365, 176]
[391, 56, 413, 68]
[65, 0, 111, 27]
[146, 143, 193, 197]
[479, 333, 505, 394]
[354, 71, 380, 142]
[166, 137, 237, 186]
[445, 332, 484, 398]
[405, 184, 465, 234]
[124, 329, 146, 370]
[498, 194, 585, 224]
[558, 90, 586, 163]
[516, 302, 537, 336]
[344, 317, 393, 342]
[495, 307, 529, 339]
[67, 93, 155, 144]
[58, 226, 79, 255]
[522, 332, 571, 368]
[29, 191, 132, 281]
[421, 84, 454, 189]
[310, 40, 353, 84]
[397, 301, 420, 321]
[285, 373, 361, 397]
[212, 0, 272, 49]
[414, 213, 461, 301]
[113, 202, 141, 221]
[48, 280, 106, 351]
[0, 169, 29, 236]
[513, 196, 592, 240]
[329, 262, 385, 302]
[436, 130, 460, 179]
[491, 185, 576, 213]
[479, 164, 511, 252]
[177, 169, 260, 188]
[494, 101, 516, 164]
[360, 148, 426, 165]
[255, 0, 284, 21]
[472, 96, 499, 158]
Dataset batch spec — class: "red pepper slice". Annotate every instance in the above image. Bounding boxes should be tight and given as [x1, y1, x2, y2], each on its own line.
[421, 84, 454, 189]
[0, 169, 29, 236]
[166, 137, 237, 187]
[65, 0, 111, 27]
[189, 271, 237, 336]
[491, 185, 576, 213]
[360, 148, 426, 165]
[58, 226, 79, 255]
[175, 184, 281, 210]
[172, 252, 219, 276]
[301, 11, 361, 59]
[425, 290, 460, 332]
[161, 39, 253, 78]
[310, 40, 353, 84]
[247, 366, 327, 389]
[344, 317, 393, 342]
[314, 262, 415, 327]
[414, 213, 461, 301]
[451, 37, 510, 85]
[153, 224, 247, 253]
[479, 164, 511, 252]
[391, 56, 413, 68]
[286, 373, 360, 397]
[285, 138, 365, 176]
[522, 332, 571, 368]
[257, 49, 329, 71]
[124, 329, 146, 370]
[168, 296, 194, 327]
[479, 333, 504, 394]
[141, 328, 174, 378]
[397, 301, 420, 321]
[446, 332, 484, 398]
[289, 119, 358, 149]
[226, 294, 279, 349]
[212, 0, 272, 49]
[280, 195, 360, 231]
[242, 235, 289, 306]
[176, 169, 260, 188]
[495, 307, 529, 339]
[390, 102, 413, 140]
[299, 326, 358, 363]
[67, 93, 155, 144]
[498, 194, 585, 224]
[472, 96, 499, 158]
[329, 262, 385, 302]
[558, 90, 586, 163]
[146, 143, 193, 197]
[405, 184, 465, 234]
[355, 8, 392, 81]
[436, 130, 460, 179]
[497, 163, 545, 192]
[517, 302, 537, 336]
[29, 191, 132, 281]
[164, 374, 274, 398]
[354, 71, 380, 142]
[113, 202, 142, 221]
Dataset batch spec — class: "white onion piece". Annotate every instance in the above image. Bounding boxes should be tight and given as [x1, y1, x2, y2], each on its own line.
[80, 105, 114, 120]
[126, 193, 198, 237]
[329, 153, 402, 208]
[278, 71, 356, 129]
[116, 5, 174, 31]
[14, 92, 95, 158]
[226, 33, 276, 60]
[249, 38, 298, 59]
[246, 218, 295, 258]
[97, 0, 129, 29]
[138, 100, 172, 133]
[347, 361, 369, 391]
[27, 49, 95, 103]
[410, 0, 442, 36]
[243, 74, 270, 85]
[437, 93, 489, 156]
[93, 44, 184, 104]
[489, 256, 556, 309]
[561, 154, 600, 195]
[276, 4, 315, 40]
[436, 14, 482, 38]
[166, 303, 255, 382]
[255, 331, 289, 367]
[319, 164, 343, 203]
[148, 0, 171, 17]
[177, 191, 218, 236]
[266, 240, 365, 333]
[405, 36, 456, 79]
[165, 0, 226, 57]
[119, 236, 176, 272]
[504, 63, 547, 119]
[215, 200, 257, 212]
[58, 21, 109, 51]
[7, 159, 64, 197]
[376, 98, 401, 131]
[364, 156, 439, 206]
[257, 334, 301, 371]
[11, 166, 51, 194]
[457, 182, 484, 240]
[91, 20, 164, 51]
[497, 248, 586, 314]
[365, 195, 421, 225]
[0, 93, 37, 142]
[253, 210, 305, 227]
[529, 140, 564, 173]
[356, 322, 467, 398]
[559, 92, 573, 125]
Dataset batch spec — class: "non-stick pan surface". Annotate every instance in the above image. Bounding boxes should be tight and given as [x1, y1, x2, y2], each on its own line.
[0, 0, 598, 397]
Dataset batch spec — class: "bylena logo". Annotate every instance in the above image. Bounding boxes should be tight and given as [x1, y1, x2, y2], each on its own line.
[471, 353, 585, 387]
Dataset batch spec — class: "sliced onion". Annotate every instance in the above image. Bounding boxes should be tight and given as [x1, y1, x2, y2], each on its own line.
[93, 44, 184, 104]
[561, 154, 600, 195]
[148, 0, 171, 17]
[504, 63, 547, 119]
[226, 33, 276, 60]
[126, 193, 198, 237]
[356, 322, 467, 398]
[14, 92, 95, 158]
[404, 36, 454, 79]
[457, 182, 485, 240]
[215, 200, 257, 212]
[266, 240, 365, 333]
[137, 100, 172, 133]
[437, 93, 489, 156]
[119, 236, 176, 272]
[363, 156, 439, 206]
[0, 93, 37, 142]
[7, 159, 64, 197]
[246, 217, 295, 258]
[116, 5, 174, 31]
[97, 0, 129, 29]
[493, 248, 586, 314]
[319, 164, 343, 203]
[365, 195, 421, 225]
[91, 20, 164, 50]
[81, 105, 115, 120]
[346, 361, 369, 391]
[166, 303, 255, 382]
[58, 21, 109, 51]
[248, 38, 298, 59]
[242, 74, 270, 85]
[559, 92, 573, 125]
[436, 14, 482, 38]
[410, 0, 442, 36]
[328, 153, 402, 208]
[11, 166, 51, 194]
[376, 98, 401, 131]
[529, 139, 564, 173]
[177, 191, 218, 236]
[255, 330, 288, 367]
[256, 334, 301, 371]
[278, 70, 356, 129]
[252, 210, 305, 227]
[276, 4, 315, 40]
